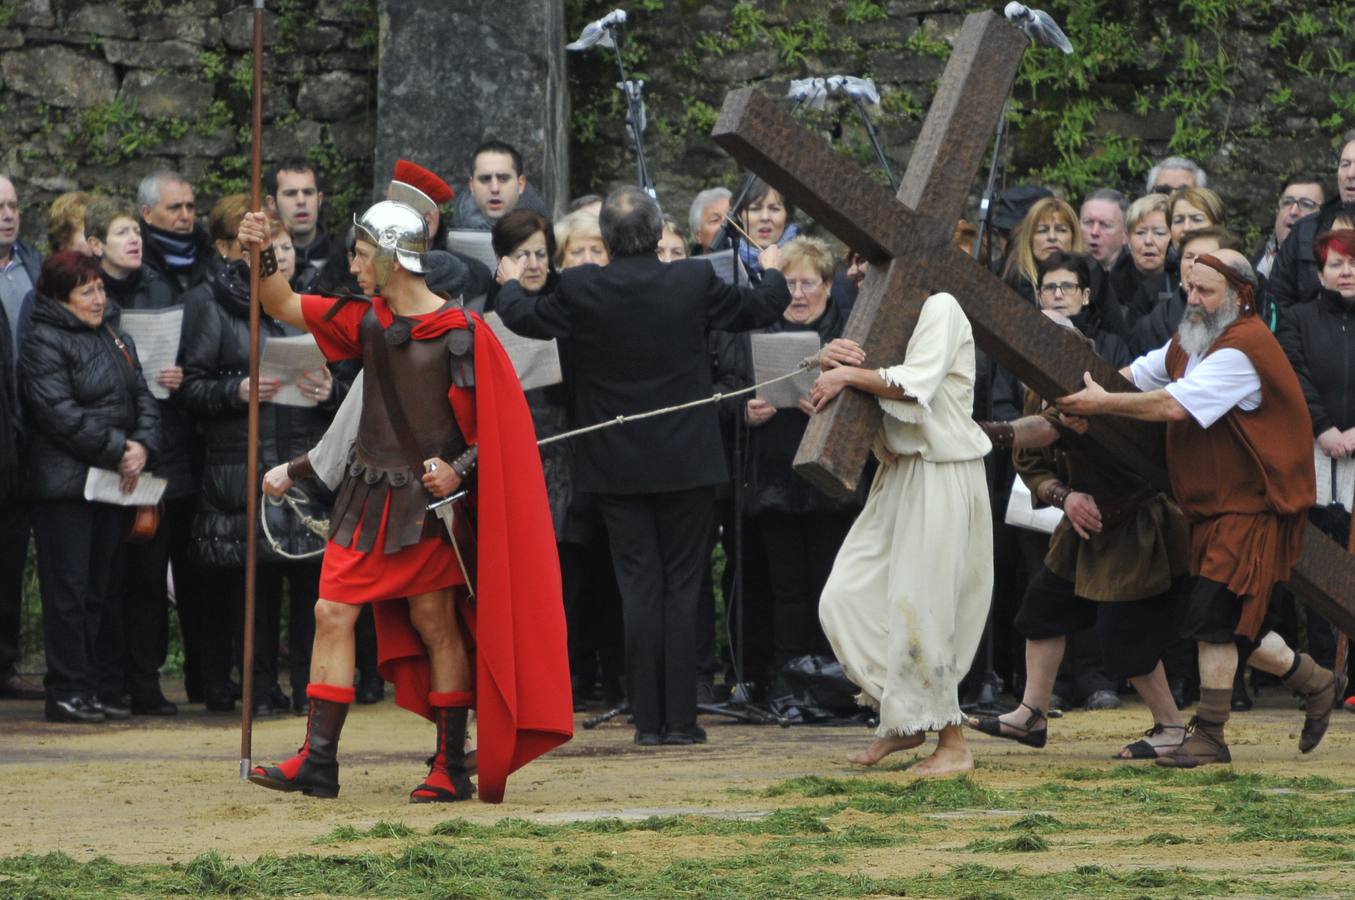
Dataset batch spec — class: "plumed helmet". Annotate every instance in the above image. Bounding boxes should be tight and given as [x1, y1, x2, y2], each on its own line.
[353, 200, 428, 290]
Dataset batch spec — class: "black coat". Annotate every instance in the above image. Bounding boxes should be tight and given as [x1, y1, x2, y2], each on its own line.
[1268, 197, 1352, 310]
[102, 265, 198, 500]
[1130, 286, 1186, 357]
[178, 262, 339, 567]
[992, 311, 1132, 421]
[495, 253, 791, 494]
[1277, 288, 1355, 437]
[140, 219, 219, 297]
[18, 295, 160, 502]
[714, 303, 865, 516]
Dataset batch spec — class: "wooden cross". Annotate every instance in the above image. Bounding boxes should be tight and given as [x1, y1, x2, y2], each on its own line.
[711, 9, 1355, 633]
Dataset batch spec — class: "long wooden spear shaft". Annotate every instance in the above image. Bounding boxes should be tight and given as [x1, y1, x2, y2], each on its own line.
[240, 0, 265, 780]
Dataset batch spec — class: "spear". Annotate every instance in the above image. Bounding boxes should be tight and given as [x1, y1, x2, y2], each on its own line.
[240, 0, 266, 781]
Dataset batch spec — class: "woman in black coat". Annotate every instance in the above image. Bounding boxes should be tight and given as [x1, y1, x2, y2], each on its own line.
[19, 251, 159, 723]
[179, 205, 342, 714]
[718, 237, 864, 687]
[86, 198, 193, 716]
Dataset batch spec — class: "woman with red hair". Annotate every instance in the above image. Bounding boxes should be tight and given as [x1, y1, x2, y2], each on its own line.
[18, 251, 160, 723]
[1276, 228, 1355, 708]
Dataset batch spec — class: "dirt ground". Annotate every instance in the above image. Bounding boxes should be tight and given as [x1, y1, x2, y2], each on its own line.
[1, 682, 1353, 876]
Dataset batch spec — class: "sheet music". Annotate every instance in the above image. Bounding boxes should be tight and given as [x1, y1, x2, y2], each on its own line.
[751, 332, 820, 409]
[1004, 476, 1063, 534]
[117, 307, 183, 400]
[259, 334, 329, 407]
[446, 230, 498, 271]
[483, 311, 563, 390]
[1313, 443, 1355, 509]
[83, 468, 168, 506]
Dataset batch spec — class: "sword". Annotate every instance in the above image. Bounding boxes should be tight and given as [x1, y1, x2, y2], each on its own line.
[428, 487, 477, 600]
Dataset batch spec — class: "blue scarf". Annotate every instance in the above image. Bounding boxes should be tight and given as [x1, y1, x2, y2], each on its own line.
[737, 222, 800, 283]
[144, 222, 197, 273]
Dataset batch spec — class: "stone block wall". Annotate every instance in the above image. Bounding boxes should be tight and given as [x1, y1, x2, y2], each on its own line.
[0, 0, 378, 244]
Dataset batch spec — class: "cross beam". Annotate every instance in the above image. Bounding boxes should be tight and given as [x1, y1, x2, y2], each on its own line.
[710, 9, 1355, 633]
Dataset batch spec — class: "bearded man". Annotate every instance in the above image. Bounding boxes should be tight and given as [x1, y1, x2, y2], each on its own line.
[1059, 248, 1340, 767]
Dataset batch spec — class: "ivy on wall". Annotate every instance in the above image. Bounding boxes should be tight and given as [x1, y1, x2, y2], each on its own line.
[565, 0, 1355, 239]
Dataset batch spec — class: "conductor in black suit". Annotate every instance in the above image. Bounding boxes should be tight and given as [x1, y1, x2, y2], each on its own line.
[495, 186, 790, 745]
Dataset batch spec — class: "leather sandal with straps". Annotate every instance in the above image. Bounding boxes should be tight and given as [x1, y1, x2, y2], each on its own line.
[1116, 723, 1187, 760]
[966, 702, 1048, 748]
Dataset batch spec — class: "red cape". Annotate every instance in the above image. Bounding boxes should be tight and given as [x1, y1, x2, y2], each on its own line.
[361, 299, 573, 803]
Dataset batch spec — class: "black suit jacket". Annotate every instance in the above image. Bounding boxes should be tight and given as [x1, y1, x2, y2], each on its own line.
[495, 254, 790, 494]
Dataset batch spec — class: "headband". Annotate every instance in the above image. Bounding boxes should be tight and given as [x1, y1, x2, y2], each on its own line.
[1193, 254, 1255, 315]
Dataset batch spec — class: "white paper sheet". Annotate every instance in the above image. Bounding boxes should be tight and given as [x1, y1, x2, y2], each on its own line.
[1003, 475, 1063, 534]
[752, 332, 820, 409]
[117, 307, 183, 400]
[446, 230, 498, 271]
[83, 467, 168, 506]
[1313, 443, 1355, 509]
[483, 311, 563, 390]
[259, 334, 328, 407]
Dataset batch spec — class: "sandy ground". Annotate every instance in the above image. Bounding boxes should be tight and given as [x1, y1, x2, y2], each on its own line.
[1, 682, 1353, 874]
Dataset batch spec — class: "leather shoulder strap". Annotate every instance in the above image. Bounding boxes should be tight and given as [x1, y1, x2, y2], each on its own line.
[367, 319, 427, 473]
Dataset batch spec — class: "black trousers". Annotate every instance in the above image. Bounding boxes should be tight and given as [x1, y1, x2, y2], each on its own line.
[756, 509, 853, 673]
[560, 534, 625, 702]
[200, 561, 318, 701]
[100, 496, 196, 699]
[0, 500, 29, 678]
[598, 487, 715, 734]
[31, 500, 126, 701]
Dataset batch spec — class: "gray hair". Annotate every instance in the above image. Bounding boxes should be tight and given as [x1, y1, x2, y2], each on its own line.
[688, 187, 731, 242]
[137, 170, 188, 211]
[1343, 128, 1355, 152]
[1081, 188, 1128, 219]
[600, 186, 663, 258]
[1146, 157, 1207, 192]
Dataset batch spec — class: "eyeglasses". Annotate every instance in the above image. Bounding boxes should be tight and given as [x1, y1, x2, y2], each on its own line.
[1039, 282, 1084, 296]
[786, 279, 823, 294]
[1279, 196, 1321, 213]
[1151, 185, 1176, 195]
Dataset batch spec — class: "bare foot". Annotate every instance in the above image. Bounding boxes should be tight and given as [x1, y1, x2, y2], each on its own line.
[846, 733, 926, 766]
[909, 742, 974, 778]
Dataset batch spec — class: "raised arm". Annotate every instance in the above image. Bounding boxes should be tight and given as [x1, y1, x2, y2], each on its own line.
[238, 211, 306, 331]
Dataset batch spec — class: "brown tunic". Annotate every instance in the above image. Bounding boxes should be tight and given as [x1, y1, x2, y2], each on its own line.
[1016, 391, 1189, 602]
[1164, 315, 1315, 638]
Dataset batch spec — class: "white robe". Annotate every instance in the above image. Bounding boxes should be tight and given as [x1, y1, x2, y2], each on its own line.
[819, 293, 994, 734]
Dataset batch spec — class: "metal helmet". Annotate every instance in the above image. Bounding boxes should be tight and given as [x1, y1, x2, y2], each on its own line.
[353, 200, 428, 291]
[387, 179, 438, 227]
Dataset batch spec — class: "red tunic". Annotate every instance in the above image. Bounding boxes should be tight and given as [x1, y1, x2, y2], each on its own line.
[300, 293, 573, 802]
[301, 294, 472, 603]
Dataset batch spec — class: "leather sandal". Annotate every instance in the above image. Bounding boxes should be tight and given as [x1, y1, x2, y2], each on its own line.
[967, 702, 1047, 748]
[1115, 723, 1186, 760]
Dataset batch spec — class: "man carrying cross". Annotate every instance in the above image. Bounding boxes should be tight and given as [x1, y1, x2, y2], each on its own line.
[1059, 248, 1341, 767]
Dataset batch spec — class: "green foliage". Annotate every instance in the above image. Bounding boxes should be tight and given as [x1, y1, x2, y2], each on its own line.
[198, 49, 225, 82]
[73, 99, 190, 166]
[770, 15, 833, 66]
[843, 0, 887, 25]
[903, 29, 950, 61]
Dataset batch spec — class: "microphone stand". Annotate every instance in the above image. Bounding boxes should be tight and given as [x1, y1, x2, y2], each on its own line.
[849, 93, 897, 192]
[972, 99, 1011, 266]
[606, 26, 656, 198]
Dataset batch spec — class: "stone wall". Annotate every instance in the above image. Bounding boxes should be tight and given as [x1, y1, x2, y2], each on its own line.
[3, 0, 1352, 249]
[565, 0, 1355, 246]
[0, 0, 378, 243]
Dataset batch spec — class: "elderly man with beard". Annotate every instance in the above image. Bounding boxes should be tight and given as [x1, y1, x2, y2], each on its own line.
[1059, 249, 1340, 768]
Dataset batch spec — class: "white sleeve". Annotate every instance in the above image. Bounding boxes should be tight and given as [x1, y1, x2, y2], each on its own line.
[1128, 343, 1172, 392]
[1164, 348, 1262, 429]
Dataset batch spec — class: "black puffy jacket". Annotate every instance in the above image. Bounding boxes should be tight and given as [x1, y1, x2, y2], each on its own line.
[102, 265, 198, 500]
[18, 294, 160, 501]
[1277, 288, 1355, 437]
[178, 261, 341, 567]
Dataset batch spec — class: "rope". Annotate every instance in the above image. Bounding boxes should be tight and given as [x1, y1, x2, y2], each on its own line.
[537, 352, 821, 446]
[256, 352, 823, 558]
[259, 488, 330, 560]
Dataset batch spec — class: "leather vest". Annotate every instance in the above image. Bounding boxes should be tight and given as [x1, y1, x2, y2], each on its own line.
[329, 304, 474, 554]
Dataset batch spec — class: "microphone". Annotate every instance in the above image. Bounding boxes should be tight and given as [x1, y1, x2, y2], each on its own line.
[826, 76, 880, 106]
[566, 8, 628, 51]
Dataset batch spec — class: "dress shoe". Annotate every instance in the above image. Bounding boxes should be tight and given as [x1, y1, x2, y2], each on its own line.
[92, 694, 132, 720]
[130, 690, 179, 716]
[662, 724, 708, 745]
[633, 730, 663, 746]
[695, 679, 716, 705]
[204, 686, 235, 712]
[291, 692, 307, 716]
[46, 696, 105, 723]
[355, 673, 385, 704]
[1, 672, 45, 700]
[253, 696, 276, 717]
[1085, 690, 1122, 711]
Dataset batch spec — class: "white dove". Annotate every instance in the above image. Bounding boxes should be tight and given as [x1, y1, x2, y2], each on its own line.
[1004, 2, 1074, 54]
